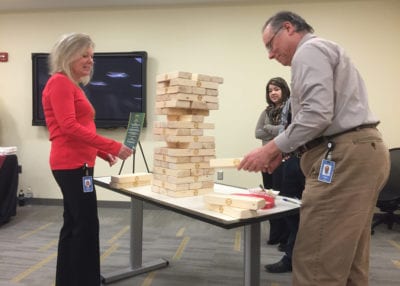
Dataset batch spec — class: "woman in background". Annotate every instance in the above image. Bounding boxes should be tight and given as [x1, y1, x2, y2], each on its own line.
[255, 77, 290, 248]
[42, 33, 133, 286]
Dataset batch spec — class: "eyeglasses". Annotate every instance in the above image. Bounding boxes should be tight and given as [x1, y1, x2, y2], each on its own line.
[265, 26, 284, 52]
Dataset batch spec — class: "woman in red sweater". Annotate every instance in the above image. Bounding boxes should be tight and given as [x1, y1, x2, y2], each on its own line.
[42, 33, 133, 286]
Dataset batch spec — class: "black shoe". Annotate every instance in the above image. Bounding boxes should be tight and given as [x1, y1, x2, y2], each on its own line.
[267, 239, 279, 245]
[264, 260, 292, 273]
[278, 243, 287, 252]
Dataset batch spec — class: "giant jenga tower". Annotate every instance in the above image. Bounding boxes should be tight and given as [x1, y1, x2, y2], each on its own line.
[152, 71, 223, 197]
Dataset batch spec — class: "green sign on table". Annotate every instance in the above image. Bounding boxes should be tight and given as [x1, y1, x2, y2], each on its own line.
[124, 112, 145, 150]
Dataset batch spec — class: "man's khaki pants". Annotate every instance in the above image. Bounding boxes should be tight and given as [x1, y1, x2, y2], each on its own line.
[292, 128, 390, 286]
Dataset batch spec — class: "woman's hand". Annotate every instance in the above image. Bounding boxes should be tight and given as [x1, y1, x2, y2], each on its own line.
[118, 144, 134, 160]
[106, 154, 118, 167]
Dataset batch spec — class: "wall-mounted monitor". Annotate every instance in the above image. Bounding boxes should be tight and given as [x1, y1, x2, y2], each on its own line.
[32, 51, 147, 128]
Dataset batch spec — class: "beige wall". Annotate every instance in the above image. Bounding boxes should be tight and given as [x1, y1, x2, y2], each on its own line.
[0, 0, 399, 201]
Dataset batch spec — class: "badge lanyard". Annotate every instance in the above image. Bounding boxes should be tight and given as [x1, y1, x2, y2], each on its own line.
[318, 141, 336, 184]
[82, 163, 94, 193]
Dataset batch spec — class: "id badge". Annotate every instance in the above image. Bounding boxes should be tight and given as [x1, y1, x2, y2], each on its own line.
[82, 176, 94, 193]
[318, 159, 335, 183]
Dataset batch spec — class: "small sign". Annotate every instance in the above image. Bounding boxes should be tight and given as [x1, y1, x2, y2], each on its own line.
[124, 112, 145, 150]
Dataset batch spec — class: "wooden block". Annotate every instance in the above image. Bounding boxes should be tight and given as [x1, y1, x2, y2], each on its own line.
[156, 108, 209, 116]
[206, 89, 219, 96]
[210, 76, 224, 84]
[192, 87, 206, 95]
[153, 166, 191, 177]
[191, 168, 215, 176]
[194, 81, 219, 90]
[154, 147, 215, 157]
[209, 158, 243, 168]
[168, 161, 210, 170]
[154, 153, 191, 163]
[190, 101, 209, 110]
[167, 115, 205, 122]
[152, 185, 213, 197]
[111, 172, 152, 183]
[203, 193, 266, 210]
[153, 135, 215, 144]
[110, 180, 152, 189]
[191, 73, 212, 82]
[166, 141, 216, 149]
[155, 100, 191, 109]
[156, 71, 192, 82]
[153, 127, 191, 136]
[205, 203, 257, 219]
[166, 188, 213, 197]
[203, 95, 219, 103]
[169, 78, 198, 87]
[156, 85, 193, 95]
[156, 93, 202, 102]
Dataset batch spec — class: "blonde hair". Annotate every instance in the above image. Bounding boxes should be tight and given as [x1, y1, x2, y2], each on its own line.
[49, 32, 94, 85]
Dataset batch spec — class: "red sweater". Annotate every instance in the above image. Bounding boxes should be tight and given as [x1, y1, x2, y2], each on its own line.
[42, 73, 122, 170]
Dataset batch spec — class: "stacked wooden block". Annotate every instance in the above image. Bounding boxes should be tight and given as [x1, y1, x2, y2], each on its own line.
[203, 193, 266, 219]
[153, 71, 223, 197]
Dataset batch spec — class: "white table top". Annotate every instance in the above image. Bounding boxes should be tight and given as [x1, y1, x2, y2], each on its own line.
[94, 176, 300, 228]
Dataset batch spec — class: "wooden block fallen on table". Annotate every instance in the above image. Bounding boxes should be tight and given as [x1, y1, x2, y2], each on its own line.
[205, 203, 257, 219]
[209, 158, 243, 168]
[110, 180, 152, 189]
[203, 193, 266, 210]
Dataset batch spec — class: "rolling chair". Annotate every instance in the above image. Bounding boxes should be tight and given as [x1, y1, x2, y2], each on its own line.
[371, 147, 400, 234]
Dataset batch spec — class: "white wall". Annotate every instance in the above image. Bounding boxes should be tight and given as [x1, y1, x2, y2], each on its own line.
[0, 0, 399, 201]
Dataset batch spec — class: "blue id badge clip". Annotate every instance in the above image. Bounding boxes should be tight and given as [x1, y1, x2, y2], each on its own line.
[318, 141, 336, 184]
[82, 163, 93, 193]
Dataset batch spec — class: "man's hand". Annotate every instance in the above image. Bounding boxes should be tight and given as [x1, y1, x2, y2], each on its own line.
[237, 140, 282, 173]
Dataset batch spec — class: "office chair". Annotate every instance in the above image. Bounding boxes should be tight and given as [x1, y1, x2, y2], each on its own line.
[371, 147, 400, 234]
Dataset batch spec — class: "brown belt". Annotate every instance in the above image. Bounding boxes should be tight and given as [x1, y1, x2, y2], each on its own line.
[295, 123, 378, 157]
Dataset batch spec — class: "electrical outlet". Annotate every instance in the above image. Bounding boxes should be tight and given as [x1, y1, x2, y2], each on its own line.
[217, 170, 224, 180]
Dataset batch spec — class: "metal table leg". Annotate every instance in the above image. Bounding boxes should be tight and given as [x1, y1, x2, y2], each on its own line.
[101, 198, 169, 284]
[243, 222, 260, 286]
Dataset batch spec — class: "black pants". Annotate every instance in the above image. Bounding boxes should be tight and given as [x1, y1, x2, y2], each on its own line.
[279, 156, 305, 266]
[52, 167, 100, 286]
[262, 165, 289, 244]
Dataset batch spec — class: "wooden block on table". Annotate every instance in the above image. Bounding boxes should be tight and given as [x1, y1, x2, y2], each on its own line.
[110, 179, 152, 189]
[205, 203, 257, 219]
[203, 193, 266, 210]
[111, 172, 153, 183]
[209, 158, 243, 168]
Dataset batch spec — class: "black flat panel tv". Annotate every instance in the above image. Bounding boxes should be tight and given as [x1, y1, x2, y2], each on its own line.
[32, 51, 147, 128]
